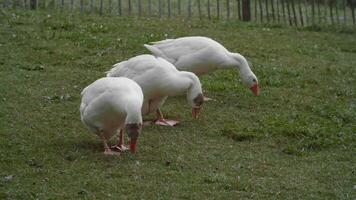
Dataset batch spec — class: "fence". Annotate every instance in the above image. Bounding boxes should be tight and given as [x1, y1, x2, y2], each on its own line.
[2, 0, 356, 27]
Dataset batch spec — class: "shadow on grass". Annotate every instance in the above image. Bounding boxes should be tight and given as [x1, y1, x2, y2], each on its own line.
[48, 136, 103, 159]
[220, 128, 257, 142]
[278, 135, 337, 156]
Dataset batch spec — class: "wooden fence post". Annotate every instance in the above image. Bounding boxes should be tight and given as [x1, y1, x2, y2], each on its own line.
[227, 0, 231, 19]
[335, 0, 339, 24]
[198, 0, 202, 19]
[30, 0, 36, 9]
[207, 0, 211, 19]
[351, 0, 356, 25]
[311, 0, 315, 24]
[329, 0, 334, 24]
[118, 0, 122, 16]
[317, 0, 321, 23]
[303, 0, 309, 25]
[128, 0, 131, 15]
[271, 0, 276, 22]
[238, 0, 242, 20]
[342, 0, 347, 24]
[61, 0, 64, 11]
[254, 0, 257, 20]
[258, 0, 263, 22]
[291, 0, 298, 26]
[276, 0, 280, 23]
[282, 0, 286, 24]
[81, 0, 84, 13]
[242, 0, 251, 21]
[178, 0, 181, 15]
[324, 0, 328, 24]
[90, 0, 93, 13]
[168, 0, 172, 18]
[109, 0, 112, 14]
[138, 0, 141, 16]
[159, 0, 162, 17]
[100, 0, 103, 15]
[265, 0, 269, 22]
[188, 0, 192, 18]
[217, 0, 220, 19]
[298, 0, 303, 26]
[286, 0, 293, 25]
[148, 0, 151, 16]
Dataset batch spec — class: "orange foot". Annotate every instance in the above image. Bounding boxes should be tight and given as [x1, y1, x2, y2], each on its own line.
[110, 144, 129, 152]
[154, 119, 179, 126]
[103, 149, 121, 156]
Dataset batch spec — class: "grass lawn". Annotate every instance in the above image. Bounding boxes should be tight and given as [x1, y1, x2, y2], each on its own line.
[0, 9, 355, 199]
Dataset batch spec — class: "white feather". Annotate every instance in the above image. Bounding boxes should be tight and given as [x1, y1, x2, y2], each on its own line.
[144, 36, 258, 88]
[80, 77, 143, 139]
[107, 54, 203, 116]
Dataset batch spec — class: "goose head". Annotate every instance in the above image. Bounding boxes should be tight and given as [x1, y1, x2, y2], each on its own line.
[183, 72, 204, 119]
[125, 123, 142, 153]
[190, 93, 204, 119]
[125, 100, 143, 153]
[243, 72, 259, 96]
[230, 53, 260, 96]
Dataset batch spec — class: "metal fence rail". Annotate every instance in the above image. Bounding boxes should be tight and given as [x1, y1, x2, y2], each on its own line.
[2, 0, 356, 27]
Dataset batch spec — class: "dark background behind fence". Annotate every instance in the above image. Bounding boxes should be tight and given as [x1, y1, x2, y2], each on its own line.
[1, 0, 356, 27]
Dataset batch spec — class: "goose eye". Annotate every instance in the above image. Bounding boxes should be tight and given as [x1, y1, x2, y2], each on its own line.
[252, 79, 256, 82]
[193, 93, 204, 106]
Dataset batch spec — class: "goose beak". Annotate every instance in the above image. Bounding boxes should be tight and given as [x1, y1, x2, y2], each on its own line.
[192, 107, 201, 119]
[130, 138, 137, 153]
[250, 84, 260, 96]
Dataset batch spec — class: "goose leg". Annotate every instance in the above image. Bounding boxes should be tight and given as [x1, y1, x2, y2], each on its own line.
[110, 129, 129, 152]
[154, 109, 179, 126]
[98, 131, 120, 156]
[143, 100, 154, 126]
[142, 121, 153, 126]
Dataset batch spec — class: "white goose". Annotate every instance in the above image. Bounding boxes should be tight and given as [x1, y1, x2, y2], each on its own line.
[80, 77, 143, 155]
[144, 36, 260, 96]
[107, 54, 204, 126]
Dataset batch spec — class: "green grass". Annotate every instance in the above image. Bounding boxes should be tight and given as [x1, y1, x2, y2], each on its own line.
[0, 9, 355, 199]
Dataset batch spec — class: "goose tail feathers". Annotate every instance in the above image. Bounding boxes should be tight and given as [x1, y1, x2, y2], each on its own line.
[144, 44, 175, 63]
[106, 61, 126, 77]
